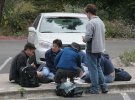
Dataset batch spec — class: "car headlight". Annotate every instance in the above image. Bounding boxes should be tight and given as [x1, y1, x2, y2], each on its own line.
[38, 41, 52, 49]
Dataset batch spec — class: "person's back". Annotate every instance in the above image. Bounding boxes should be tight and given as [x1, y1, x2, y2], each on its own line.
[90, 17, 105, 53]
[55, 42, 82, 84]
[101, 54, 115, 83]
[55, 47, 81, 70]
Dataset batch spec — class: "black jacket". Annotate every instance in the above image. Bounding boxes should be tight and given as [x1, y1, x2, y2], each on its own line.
[9, 51, 29, 83]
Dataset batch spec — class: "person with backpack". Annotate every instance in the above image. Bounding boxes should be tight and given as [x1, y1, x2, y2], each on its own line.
[9, 43, 42, 84]
[54, 42, 82, 84]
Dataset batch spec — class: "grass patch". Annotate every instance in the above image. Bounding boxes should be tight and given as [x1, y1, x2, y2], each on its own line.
[120, 49, 135, 66]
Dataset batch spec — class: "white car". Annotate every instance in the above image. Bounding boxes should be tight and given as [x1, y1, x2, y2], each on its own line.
[28, 12, 88, 64]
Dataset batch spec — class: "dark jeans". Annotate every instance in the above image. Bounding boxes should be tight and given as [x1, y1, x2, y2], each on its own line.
[55, 69, 80, 84]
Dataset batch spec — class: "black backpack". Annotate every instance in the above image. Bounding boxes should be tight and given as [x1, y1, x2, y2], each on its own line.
[19, 66, 39, 87]
[55, 81, 83, 97]
[114, 68, 132, 81]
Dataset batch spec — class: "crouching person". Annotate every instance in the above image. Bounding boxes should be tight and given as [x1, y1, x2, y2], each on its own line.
[54, 42, 82, 84]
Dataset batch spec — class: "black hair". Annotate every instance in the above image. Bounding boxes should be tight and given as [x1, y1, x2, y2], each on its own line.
[85, 4, 97, 15]
[71, 42, 81, 51]
[53, 39, 62, 48]
[24, 43, 36, 51]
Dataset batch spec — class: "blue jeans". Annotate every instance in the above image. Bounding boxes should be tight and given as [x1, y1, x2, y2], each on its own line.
[86, 52, 107, 92]
[42, 67, 55, 80]
[104, 74, 115, 83]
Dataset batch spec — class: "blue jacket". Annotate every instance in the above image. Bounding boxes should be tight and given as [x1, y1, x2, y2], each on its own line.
[45, 49, 60, 74]
[55, 47, 81, 71]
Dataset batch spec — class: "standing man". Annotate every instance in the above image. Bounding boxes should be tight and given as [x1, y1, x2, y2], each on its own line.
[82, 4, 108, 94]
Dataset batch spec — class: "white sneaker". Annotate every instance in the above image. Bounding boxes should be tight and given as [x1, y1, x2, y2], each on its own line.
[74, 78, 87, 84]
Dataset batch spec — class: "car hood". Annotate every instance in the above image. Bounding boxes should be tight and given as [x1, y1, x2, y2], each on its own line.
[38, 33, 85, 45]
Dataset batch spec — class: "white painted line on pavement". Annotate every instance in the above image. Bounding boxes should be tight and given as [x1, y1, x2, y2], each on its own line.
[121, 93, 131, 100]
[0, 57, 12, 71]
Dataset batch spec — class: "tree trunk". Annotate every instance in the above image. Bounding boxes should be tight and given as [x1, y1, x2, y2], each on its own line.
[0, 0, 5, 23]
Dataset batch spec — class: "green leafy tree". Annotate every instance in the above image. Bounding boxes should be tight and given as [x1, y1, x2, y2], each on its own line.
[0, 0, 5, 24]
[27, 0, 65, 12]
[2, 0, 37, 34]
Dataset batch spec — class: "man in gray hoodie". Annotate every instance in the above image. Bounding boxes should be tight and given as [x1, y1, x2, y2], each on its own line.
[82, 4, 108, 94]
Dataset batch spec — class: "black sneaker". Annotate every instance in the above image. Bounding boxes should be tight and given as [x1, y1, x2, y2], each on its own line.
[88, 89, 99, 94]
[101, 88, 108, 94]
[89, 91, 99, 94]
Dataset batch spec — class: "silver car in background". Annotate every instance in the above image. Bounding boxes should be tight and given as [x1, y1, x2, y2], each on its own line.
[28, 12, 88, 64]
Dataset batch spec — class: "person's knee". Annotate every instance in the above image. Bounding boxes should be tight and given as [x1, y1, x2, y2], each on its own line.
[48, 73, 55, 80]
[55, 71, 67, 84]
[42, 67, 50, 76]
[54, 76, 62, 84]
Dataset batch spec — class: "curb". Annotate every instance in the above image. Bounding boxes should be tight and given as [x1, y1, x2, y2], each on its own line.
[0, 81, 135, 99]
[0, 87, 56, 99]
[108, 81, 135, 91]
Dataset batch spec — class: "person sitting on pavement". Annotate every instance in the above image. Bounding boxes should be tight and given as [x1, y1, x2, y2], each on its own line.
[79, 53, 115, 83]
[54, 42, 83, 84]
[39, 39, 62, 82]
[9, 43, 42, 83]
[100, 53, 115, 83]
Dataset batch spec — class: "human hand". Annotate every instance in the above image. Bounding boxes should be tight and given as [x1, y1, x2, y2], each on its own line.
[82, 36, 86, 43]
[31, 62, 36, 67]
[37, 71, 43, 77]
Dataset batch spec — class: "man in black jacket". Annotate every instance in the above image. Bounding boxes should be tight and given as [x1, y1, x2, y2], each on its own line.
[9, 43, 37, 83]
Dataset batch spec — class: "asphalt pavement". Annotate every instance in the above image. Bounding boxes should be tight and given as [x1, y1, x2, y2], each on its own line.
[0, 39, 135, 99]
[0, 39, 135, 74]
[0, 40, 26, 74]
[13, 92, 135, 100]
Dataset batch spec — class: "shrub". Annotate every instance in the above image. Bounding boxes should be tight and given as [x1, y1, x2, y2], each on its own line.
[2, 1, 37, 35]
[64, 5, 83, 13]
[105, 19, 135, 38]
[120, 49, 135, 66]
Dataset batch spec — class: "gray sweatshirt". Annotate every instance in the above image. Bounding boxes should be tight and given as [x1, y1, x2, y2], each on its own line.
[84, 16, 105, 53]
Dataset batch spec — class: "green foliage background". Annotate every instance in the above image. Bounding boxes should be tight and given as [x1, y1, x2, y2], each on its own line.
[1, 0, 135, 38]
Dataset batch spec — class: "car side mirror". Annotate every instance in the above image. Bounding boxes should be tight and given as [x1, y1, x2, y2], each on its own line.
[28, 27, 36, 32]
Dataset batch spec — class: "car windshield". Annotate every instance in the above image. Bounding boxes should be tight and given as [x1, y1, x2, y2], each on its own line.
[39, 17, 88, 33]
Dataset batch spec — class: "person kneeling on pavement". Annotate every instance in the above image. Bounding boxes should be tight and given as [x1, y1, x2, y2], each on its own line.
[54, 42, 83, 84]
